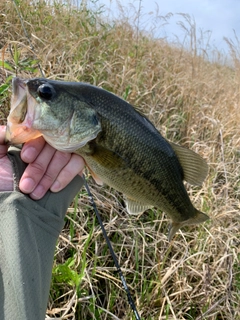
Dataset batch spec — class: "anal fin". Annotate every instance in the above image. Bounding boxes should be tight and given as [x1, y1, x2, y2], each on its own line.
[125, 198, 152, 215]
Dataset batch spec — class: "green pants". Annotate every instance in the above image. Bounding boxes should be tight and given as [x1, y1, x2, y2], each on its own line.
[0, 148, 84, 319]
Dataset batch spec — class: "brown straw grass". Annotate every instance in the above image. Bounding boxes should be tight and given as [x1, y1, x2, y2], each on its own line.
[0, 1, 239, 319]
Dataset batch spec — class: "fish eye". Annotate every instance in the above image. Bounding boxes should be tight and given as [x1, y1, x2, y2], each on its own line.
[37, 84, 53, 100]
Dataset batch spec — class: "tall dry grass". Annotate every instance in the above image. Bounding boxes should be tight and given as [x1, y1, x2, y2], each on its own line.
[0, 1, 239, 319]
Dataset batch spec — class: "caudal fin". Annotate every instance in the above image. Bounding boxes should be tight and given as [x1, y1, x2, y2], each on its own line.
[168, 210, 209, 241]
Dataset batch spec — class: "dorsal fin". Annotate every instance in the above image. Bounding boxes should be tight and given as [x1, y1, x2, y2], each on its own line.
[170, 142, 208, 186]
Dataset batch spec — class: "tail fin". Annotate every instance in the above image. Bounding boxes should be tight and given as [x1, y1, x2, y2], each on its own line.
[168, 210, 209, 241]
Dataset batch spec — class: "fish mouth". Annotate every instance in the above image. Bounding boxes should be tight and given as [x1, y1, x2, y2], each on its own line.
[5, 77, 42, 144]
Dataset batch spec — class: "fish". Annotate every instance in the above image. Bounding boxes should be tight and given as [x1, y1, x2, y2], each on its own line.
[6, 77, 209, 240]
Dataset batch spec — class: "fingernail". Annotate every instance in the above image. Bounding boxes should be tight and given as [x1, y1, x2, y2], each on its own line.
[21, 147, 36, 162]
[31, 185, 45, 199]
[20, 177, 35, 193]
[51, 180, 61, 192]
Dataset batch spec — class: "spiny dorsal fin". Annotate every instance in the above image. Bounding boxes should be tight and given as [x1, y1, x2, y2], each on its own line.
[125, 198, 152, 215]
[170, 142, 208, 186]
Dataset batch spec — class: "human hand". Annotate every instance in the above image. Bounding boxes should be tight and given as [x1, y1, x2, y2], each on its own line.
[19, 135, 85, 200]
[0, 126, 13, 191]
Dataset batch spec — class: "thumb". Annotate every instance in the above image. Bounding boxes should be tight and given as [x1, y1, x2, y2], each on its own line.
[0, 126, 8, 157]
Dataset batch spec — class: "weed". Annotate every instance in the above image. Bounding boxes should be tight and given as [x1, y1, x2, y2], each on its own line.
[0, 0, 240, 319]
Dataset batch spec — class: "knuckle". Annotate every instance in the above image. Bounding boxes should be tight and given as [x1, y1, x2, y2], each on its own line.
[30, 161, 46, 175]
[42, 170, 55, 182]
[55, 151, 71, 163]
[61, 167, 74, 180]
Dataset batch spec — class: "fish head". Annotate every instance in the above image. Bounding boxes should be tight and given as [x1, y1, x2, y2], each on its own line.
[6, 77, 101, 152]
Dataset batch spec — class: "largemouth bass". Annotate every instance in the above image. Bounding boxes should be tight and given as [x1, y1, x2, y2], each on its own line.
[6, 77, 209, 240]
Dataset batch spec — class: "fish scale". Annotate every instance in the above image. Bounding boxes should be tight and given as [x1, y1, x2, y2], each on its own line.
[6, 77, 210, 240]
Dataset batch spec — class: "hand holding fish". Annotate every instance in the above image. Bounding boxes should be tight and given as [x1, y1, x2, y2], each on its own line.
[0, 125, 84, 198]
[19, 135, 85, 199]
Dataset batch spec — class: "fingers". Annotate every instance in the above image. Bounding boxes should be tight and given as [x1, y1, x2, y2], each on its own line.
[0, 125, 6, 143]
[19, 141, 85, 199]
[50, 153, 85, 192]
[1, 127, 85, 198]
[30, 151, 74, 199]
[19, 142, 56, 198]
[0, 126, 8, 157]
[0, 126, 14, 191]
[21, 136, 46, 163]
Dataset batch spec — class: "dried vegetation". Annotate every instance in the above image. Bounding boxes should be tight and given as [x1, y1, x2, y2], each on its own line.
[0, 0, 239, 319]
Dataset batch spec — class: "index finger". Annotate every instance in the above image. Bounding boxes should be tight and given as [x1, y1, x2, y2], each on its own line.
[21, 136, 46, 163]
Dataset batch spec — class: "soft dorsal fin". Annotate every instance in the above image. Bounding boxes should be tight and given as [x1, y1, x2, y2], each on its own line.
[169, 142, 208, 186]
[125, 197, 152, 215]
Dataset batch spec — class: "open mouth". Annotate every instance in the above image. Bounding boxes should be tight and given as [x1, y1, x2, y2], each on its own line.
[5, 77, 42, 144]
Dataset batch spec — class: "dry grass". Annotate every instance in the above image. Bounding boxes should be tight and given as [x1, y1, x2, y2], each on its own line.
[0, 1, 239, 319]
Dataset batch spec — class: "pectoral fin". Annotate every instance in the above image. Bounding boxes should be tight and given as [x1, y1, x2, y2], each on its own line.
[91, 144, 127, 169]
[86, 144, 127, 184]
[170, 142, 208, 186]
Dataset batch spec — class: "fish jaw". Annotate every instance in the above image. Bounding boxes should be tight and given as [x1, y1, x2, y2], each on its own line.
[5, 77, 42, 144]
[6, 77, 102, 151]
[5, 122, 42, 144]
